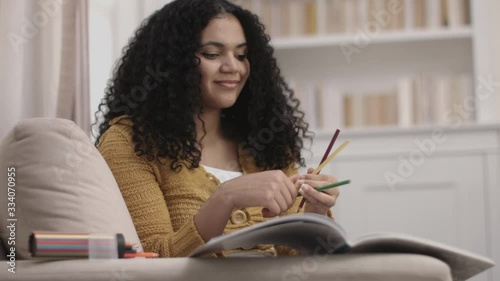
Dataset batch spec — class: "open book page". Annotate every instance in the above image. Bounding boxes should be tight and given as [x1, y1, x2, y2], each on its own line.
[346, 233, 495, 281]
[189, 213, 494, 280]
[189, 213, 347, 257]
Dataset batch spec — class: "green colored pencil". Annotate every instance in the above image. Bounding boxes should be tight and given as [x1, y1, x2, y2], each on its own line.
[315, 179, 351, 192]
[297, 179, 351, 197]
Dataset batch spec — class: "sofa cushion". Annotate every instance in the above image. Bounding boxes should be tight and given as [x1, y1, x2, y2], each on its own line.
[0, 118, 142, 259]
[0, 254, 453, 281]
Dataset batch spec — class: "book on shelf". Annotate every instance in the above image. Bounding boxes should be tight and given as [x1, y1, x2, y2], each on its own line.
[316, 82, 344, 130]
[237, 0, 471, 38]
[189, 213, 494, 281]
[326, 0, 346, 34]
[425, 0, 442, 29]
[397, 77, 414, 127]
[446, 0, 470, 28]
[291, 81, 320, 129]
[343, 91, 398, 129]
[292, 72, 474, 130]
[344, 94, 365, 128]
[413, 0, 426, 29]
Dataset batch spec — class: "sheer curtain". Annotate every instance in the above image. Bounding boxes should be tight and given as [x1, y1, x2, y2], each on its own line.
[89, 0, 171, 138]
[0, 0, 90, 139]
[57, 0, 90, 133]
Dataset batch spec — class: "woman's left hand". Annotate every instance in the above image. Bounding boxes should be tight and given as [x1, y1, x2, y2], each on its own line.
[297, 168, 340, 216]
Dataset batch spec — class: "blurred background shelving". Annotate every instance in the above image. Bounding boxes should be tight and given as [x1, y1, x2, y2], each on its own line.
[235, 1, 499, 281]
[236, 0, 499, 131]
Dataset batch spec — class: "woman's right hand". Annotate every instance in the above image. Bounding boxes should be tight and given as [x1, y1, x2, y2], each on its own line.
[214, 170, 299, 217]
[195, 170, 299, 242]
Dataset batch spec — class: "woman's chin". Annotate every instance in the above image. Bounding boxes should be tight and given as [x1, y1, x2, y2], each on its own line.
[218, 98, 239, 109]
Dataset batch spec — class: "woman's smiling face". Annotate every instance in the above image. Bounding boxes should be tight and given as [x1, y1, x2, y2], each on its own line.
[196, 14, 250, 111]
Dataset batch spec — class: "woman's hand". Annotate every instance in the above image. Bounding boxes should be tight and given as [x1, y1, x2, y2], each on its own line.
[195, 170, 298, 242]
[215, 170, 299, 217]
[297, 167, 340, 216]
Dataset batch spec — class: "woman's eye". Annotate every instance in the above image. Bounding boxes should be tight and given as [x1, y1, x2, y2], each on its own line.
[202, 53, 219, 59]
[236, 54, 247, 61]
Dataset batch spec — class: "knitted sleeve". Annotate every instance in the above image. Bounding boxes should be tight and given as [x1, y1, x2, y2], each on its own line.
[98, 125, 207, 257]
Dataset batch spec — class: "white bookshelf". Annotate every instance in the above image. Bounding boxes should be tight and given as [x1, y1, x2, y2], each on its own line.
[240, 1, 500, 280]
[238, 0, 500, 130]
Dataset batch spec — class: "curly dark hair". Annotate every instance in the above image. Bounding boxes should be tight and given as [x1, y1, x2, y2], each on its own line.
[93, 0, 312, 171]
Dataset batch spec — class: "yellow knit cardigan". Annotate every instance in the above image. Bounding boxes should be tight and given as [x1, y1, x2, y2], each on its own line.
[98, 116, 328, 257]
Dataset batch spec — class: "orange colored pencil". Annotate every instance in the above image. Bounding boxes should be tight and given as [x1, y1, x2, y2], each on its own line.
[123, 252, 159, 258]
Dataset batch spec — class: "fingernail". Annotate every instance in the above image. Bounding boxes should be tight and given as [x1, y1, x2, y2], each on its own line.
[296, 180, 304, 186]
[301, 184, 309, 192]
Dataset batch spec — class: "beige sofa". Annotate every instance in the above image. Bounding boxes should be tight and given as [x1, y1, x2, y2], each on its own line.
[0, 118, 453, 281]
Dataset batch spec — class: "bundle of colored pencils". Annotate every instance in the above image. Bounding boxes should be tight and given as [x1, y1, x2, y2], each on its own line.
[29, 232, 159, 259]
[296, 129, 351, 213]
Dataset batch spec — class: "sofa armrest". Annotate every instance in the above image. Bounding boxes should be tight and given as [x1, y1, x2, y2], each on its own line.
[0, 254, 451, 281]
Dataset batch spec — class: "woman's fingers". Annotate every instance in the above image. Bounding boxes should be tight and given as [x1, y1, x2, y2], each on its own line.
[298, 185, 321, 205]
[285, 174, 299, 202]
[296, 179, 331, 189]
[299, 184, 337, 207]
[222, 170, 301, 215]
[279, 185, 294, 208]
[299, 173, 337, 182]
[262, 198, 283, 217]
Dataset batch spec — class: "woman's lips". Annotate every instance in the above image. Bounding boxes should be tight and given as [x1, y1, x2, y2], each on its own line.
[215, 80, 239, 89]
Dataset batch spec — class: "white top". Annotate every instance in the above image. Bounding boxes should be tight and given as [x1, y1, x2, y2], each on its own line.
[202, 165, 243, 184]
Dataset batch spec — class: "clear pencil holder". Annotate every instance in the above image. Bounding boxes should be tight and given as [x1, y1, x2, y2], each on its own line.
[88, 233, 119, 260]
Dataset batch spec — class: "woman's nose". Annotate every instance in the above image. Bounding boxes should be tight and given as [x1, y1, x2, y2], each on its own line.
[220, 55, 238, 73]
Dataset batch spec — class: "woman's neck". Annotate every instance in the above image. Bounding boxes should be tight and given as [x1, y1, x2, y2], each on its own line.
[195, 108, 241, 172]
[194, 109, 224, 145]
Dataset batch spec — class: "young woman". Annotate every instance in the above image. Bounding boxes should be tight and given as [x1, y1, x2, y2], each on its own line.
[94, 0, 339, 257]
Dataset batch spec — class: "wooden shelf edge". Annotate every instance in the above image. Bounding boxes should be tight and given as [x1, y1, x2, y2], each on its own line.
[271, 27, 473, 50]
[311, 121, 500, 138]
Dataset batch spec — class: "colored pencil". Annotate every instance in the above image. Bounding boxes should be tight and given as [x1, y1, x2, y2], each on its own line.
[123, 252, 159, 258]
[318, 129, 340, 172]
[311, 139, 350, 175]
[296, 133, 350, 212]
[297, 179, 351, 197]
[315, 179, 351, 191]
